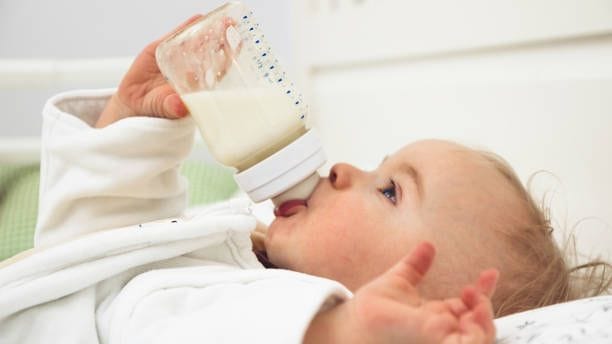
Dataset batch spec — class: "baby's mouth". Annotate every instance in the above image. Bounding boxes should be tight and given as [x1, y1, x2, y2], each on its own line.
[274, 199, 308, 217]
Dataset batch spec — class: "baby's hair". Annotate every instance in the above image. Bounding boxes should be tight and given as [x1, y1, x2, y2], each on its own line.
[477, 151, 612, 317]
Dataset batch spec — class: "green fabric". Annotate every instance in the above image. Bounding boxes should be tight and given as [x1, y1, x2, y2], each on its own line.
[0, 161, 238, 261]
[0, 165, 39, 262]
[181, 161, 238, 206]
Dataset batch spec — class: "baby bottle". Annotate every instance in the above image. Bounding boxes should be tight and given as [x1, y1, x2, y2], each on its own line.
[156, 2, 325, 206]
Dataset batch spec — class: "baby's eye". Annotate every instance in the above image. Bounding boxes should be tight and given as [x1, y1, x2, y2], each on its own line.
[379, 179, 397, 204]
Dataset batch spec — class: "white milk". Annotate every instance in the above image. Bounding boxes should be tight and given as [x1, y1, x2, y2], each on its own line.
[182, 88, 306, 171]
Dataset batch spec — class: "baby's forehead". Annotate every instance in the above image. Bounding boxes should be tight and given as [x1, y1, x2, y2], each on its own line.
[390, 140, 512, 193]
[392, 140, 486, 171]
[390, 141, 528, 245]
[394, 140, 471, 159]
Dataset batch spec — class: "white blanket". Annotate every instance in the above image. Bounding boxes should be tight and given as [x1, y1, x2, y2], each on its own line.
[0, 90, 350, 344]
[0, 200, 347, 344]
[495, 295, 612, 343]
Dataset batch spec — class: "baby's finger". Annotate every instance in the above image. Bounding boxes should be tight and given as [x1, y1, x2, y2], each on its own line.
[425, 298, 468, 318]
[472, 299, 496, 340]
[460, 285, 496, 341]
[443, 297, 469, 317]
[163, 93, 189, 118]
[458, 317, 486, 344]
[423, 312, 459, 339]
[476, 269, 499, 298]
[392, 242, 436, 287]
[461, 285, 479, 310]
[161, 15, 205, 42]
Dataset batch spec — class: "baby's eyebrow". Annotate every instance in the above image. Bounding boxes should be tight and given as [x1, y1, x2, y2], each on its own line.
[401, 163, 423, 200]
[381, 155, 423, 200]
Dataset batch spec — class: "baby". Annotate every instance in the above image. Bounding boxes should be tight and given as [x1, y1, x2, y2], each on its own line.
[98, 15, 606, 318]
[1, 15, 608, 344]
[90, 16, 497, 343]
[93, 15, 611, 341]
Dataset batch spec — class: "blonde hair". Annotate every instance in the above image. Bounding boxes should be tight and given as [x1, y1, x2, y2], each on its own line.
[478, 151, 612, 317]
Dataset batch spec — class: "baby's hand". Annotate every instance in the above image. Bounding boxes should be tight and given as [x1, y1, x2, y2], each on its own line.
[96, 15, 203, 128]
[304, 242, 498, 344]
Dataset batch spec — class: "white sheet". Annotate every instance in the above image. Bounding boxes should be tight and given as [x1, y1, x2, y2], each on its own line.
[495, 295, 612, 343]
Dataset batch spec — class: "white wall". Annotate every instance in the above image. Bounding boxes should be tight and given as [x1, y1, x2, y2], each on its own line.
[294, 0, 612, 260]
[0, 0, 293, 137]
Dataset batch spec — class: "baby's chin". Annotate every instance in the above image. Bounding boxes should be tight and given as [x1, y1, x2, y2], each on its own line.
[260, 243, 289, 270]
[263, 226, 300, 268]
[267, 212, 303, 237]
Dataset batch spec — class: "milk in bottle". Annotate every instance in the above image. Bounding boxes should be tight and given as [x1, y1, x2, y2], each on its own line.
[156, 2, 325, 206]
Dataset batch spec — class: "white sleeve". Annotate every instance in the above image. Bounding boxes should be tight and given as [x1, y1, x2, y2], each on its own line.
[35, 89, 197, 247]
[110, 268, 352, 344]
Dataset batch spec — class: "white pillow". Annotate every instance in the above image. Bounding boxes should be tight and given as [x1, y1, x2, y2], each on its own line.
[494, 295, 612, 343]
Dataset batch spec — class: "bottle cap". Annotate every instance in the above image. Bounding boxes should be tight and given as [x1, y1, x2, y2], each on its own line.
[234, 129, 326, 202]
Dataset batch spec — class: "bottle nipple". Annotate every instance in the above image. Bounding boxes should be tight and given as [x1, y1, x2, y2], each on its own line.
[271, 173, 320, 217]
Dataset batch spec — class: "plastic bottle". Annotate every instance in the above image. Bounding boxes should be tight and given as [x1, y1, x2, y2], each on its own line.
[156, 2, 325, 206]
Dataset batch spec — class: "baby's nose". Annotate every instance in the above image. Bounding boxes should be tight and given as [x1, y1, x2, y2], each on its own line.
[329, 163, 360, 189]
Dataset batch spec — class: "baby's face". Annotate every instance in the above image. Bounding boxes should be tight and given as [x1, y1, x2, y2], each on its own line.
[265, 140, 522, 298]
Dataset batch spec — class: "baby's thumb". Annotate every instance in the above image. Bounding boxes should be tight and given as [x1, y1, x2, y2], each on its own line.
[388, 242, 436, 287]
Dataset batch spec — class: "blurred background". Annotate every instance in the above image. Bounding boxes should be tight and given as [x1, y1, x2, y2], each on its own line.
[1, 0, 612, 259]
[0, 0, 294, 137]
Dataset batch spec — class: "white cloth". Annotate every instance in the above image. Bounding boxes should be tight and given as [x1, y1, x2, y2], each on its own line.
[495, 295, 612, 343]
[0, 90, 350, 344]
